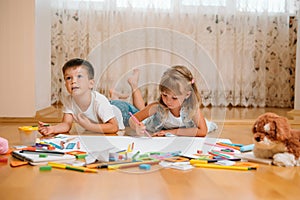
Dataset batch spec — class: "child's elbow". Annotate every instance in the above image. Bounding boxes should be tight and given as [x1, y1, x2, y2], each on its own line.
[196, 132, 207, 137]
[106, 118, 120, 134]
[110, 125, 119, 134]
[196, 129, 207, 137]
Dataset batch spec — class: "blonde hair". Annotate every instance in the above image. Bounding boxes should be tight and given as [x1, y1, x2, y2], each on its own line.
[158, 65, 201, 118]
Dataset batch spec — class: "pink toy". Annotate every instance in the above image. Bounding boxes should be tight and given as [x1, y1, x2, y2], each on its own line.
[0, 137, 8, 154]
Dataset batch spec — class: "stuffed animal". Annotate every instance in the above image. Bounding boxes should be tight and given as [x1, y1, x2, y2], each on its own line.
[252, 112, 300, 167]
[0, 137, 8, 154]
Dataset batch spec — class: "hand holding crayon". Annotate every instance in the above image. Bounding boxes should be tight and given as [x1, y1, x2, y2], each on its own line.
[128, 112, 151, 137]
[38, 121, 54, 136]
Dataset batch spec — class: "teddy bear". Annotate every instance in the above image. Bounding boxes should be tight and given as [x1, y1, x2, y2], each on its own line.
[252, 112, 300, 167]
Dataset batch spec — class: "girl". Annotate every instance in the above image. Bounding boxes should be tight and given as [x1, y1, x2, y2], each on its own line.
[129, 65, 208, 137]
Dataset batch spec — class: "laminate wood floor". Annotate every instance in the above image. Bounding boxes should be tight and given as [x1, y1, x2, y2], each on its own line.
[1, 106, 300, 200]
[1, 106, 299, 145]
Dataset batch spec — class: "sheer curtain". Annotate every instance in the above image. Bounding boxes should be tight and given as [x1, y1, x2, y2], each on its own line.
[50, 0, 299, 107]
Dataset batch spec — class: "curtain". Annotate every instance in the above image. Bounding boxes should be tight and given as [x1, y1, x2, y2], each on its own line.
[50, 0, 300, 108]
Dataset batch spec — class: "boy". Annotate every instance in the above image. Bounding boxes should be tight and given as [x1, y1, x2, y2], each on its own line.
[38, 58, 124, 135]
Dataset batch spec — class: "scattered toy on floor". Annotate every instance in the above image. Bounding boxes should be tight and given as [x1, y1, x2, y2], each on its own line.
[252, 112, 300, 167]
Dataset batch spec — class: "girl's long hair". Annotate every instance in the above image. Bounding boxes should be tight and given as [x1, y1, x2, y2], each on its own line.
[158, 65, 201, 119]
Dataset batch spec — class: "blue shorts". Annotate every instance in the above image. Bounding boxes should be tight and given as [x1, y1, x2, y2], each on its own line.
[110, 100, 139, 126]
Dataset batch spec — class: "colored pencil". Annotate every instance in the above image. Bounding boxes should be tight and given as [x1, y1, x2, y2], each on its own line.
[107, 159, 159, 170]
[20, 150, 65, 155]
[48, 162, 98, 173]
[193, 163, 256, 171]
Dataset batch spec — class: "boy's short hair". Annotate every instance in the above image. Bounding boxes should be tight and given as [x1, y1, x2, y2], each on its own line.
[62, 58, 94, 80]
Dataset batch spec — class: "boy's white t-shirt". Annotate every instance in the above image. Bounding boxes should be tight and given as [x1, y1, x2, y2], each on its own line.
[63, 91, 125, 130]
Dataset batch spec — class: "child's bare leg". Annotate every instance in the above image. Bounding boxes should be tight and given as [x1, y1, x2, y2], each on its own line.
[109, 89, 129, 100]
[128, 69, 145, 110]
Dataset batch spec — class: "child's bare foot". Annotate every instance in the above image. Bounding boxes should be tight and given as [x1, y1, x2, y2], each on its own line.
[109, 89, 129, 100]
[128, 69, 139, 90]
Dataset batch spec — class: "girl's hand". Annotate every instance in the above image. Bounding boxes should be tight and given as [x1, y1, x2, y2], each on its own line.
[152, 130, 167, 137]
[135, 123, 148, 136]
[38, 121, 54, 136]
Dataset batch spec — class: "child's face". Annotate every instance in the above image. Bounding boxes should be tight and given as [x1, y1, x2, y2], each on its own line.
[161, 90, 190, 110]
[63, 66, 94, 97]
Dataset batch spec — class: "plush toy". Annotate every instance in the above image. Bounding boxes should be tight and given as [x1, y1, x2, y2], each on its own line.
[0, 137, 8, 154]
[252, 112, 300, 167]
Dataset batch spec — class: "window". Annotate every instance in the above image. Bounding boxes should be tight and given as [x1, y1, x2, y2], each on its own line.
[62, 0, 296, 14]
[182, 0, 226, 7]
[117, 0, 171, 10]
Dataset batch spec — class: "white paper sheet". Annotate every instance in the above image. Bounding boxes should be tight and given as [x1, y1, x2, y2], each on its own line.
[43, 134, 231, 162]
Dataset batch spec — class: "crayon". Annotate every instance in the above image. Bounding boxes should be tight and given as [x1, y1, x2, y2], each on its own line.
[139, 164, 151, 170]
[48, 162, 98, 173]
[49, 142, 63, 150]
[221, 142, 244, 147]
[190, 159, 218, 164]
[193, 163, 256, 171]
[217, 142, 241, 150]
[66, 143, 76, 150]
[65, 137, 76, 143]
[20, 149, 65, 155]
[209, 151, 232, 159]
[0, 157, 8, 163]
[132, 151, 140, 161]
[204, 142, 236, 151]
[39, 153, 48, 158]
[116, 149, 126, 153]
[97, 160, 133, 169]
[39, 166, 52, 171]
[85, 159, 133, 169]
[35, 142, 50, 147]
[240, 144, 255, 152]
[107, 159, 160, 170]
[60, 141, 65, 149]
[76, 154, 87, 159]
[127, 144, 132, 152]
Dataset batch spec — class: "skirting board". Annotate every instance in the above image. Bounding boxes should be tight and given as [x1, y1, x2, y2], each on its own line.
[0, 106, 62, 123]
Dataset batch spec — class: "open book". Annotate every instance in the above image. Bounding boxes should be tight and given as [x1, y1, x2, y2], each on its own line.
[12, 150, 76, 165]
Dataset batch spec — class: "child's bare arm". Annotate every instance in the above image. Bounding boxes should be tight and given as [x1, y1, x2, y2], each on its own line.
[74, 113, 119, 134]
[38, 113, 73, 136]
[129, 102, 158, 133]
[153, 127, 206, 137]
[153, 108, 208, 137]
[191, 108, 207, 136]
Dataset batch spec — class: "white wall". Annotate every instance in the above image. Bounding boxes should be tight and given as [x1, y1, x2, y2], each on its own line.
[0, 0, 51, 117]
[294, 18, 300, 110]
[35, 0, 51, 111]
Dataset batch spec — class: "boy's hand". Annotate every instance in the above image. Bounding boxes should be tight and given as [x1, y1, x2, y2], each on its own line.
[73, 113, 91, 130]
[38, 121, 54, 136]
